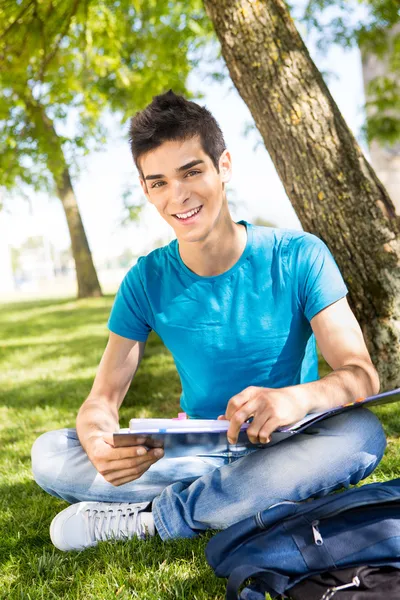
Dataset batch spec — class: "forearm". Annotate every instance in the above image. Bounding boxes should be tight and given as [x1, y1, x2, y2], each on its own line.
[76, 396, 120, 452]
[291, 361, 380, 414]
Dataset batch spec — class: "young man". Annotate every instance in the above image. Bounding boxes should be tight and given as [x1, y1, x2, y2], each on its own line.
[32, 90, 386, 551]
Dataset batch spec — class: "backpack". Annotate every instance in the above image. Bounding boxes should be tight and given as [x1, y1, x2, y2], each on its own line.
[288, 565, 400, 599]
[205, 478, 400, 600]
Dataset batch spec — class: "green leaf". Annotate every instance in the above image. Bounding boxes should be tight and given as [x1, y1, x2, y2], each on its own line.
[300, 0, 400, 145]
[0, 0, 214, 203]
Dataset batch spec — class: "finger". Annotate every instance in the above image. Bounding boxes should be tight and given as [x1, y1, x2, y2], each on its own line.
[247, 412, 279, 444]
[102, 447, 148, 463]
[101, 450, 162, 474]
[225, 387, 258, 420]
[109, 452, 164, 484]
[92, 444, 151, 471]
[111, 473, 146, 487]
[112, 446, 151, 460]
[105, 460, 157, 485]
[145, 447, 164, 462]
[102, 444, 151, 462]
[99, 433, 148, 448]
[258, 418, 281, 444]
[217, 415, 227, 420]
[110, 446, 164, 465]
[246, 409, 272, 443]
[112, 476, 137, 487]
[227, 398, 260, 444]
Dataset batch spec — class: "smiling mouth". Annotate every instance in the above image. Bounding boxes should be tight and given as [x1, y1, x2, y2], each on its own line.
[172, 205, 203, 220]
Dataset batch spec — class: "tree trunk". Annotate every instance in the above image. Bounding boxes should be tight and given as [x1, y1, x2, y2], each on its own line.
[56, 167, 103, 299]
[203, 0, 400, 389]
[24, 97, 102, 299]
[361, 23, 400, 213]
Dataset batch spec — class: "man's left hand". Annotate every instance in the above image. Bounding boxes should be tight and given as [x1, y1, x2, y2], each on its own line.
[221, 386, 311, 444]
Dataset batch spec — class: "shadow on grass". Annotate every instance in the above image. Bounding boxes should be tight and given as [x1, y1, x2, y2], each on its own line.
[0, 316, 181, 413]
[0, 363, 181, 415]
[1, 329, 172, 373]
[0, 305, 112, 341]
[0, 334, 108, 377]
[0, 297, 82, 313]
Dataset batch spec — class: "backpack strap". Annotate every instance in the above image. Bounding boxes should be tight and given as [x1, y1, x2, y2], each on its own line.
[226, 564, 290, 600]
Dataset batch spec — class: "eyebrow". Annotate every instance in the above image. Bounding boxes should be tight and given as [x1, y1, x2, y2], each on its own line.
[144, 159, 205, 181]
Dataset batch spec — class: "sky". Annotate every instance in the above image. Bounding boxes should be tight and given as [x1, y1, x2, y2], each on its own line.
[1, 22, 368, 266]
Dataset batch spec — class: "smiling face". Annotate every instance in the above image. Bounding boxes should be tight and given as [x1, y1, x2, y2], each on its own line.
[138, 136, 232, 243]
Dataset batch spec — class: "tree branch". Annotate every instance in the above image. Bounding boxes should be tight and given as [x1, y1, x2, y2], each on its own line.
[37, 0, 81, 81]
[0, 0, 35, 41]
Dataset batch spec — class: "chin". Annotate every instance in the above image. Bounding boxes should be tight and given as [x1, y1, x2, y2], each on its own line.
[168, 218, 206, 240]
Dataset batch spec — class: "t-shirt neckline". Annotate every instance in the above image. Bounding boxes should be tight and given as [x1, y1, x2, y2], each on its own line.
[173, 220, 253, 281]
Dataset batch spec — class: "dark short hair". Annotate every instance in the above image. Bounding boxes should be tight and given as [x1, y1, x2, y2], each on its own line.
[129, 90, 226, 175]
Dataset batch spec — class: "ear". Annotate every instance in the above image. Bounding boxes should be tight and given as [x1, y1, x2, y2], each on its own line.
[139, 176, 151, 203]
[218, 149, 232, 184]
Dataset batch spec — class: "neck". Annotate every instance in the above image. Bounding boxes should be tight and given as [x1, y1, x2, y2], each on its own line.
[178, 214, 247, 277]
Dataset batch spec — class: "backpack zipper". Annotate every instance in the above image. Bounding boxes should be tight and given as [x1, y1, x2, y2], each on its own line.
[310, 496, 400, 527]
[257, 494, 400, 538]
[255, 511, 265, 529]
[311, 520, 324, 545]
[311, 500, 400, 547]
[255, 501, 299, 530]
[320, 575, 360, 599]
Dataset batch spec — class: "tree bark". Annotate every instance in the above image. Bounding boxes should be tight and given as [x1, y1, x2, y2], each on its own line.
[56, 167, 103, 299]
[361, 23, 400, 213]
[24, 98, 102, 299]
[203, 0, 400, 389]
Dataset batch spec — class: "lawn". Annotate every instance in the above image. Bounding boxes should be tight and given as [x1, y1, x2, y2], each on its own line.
[1, 296, 399, 599]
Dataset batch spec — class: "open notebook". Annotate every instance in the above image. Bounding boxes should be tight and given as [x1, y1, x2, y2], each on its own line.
[113, 387, 400, 449]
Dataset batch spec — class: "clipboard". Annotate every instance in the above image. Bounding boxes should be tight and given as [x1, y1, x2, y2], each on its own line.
[113, 388, 400, 449]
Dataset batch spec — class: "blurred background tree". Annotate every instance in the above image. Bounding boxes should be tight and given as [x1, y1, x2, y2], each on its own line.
[302, 0, 400, 208]
[0, 0, 213, 297]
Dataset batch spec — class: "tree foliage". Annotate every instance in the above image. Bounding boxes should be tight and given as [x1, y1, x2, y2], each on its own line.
[302, 0, 400, 145]
[0, 0, 214, 196]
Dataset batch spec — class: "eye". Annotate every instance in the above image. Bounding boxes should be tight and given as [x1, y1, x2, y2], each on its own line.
[185, 170, 201, 178]
[151, 180, 166, 189]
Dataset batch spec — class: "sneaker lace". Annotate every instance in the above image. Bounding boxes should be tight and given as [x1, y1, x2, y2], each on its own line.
[83, 503, 146, 544]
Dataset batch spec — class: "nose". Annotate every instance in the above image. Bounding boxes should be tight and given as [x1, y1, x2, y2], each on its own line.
[171, 179, 190, 206]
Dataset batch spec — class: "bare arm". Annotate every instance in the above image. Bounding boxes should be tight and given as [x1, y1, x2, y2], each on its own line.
[77, 332, 163, 486]
[297, 296, 380, 412]
[76, 331, 146, 450]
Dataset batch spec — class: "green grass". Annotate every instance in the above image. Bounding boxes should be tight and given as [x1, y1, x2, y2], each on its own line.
[1, 296, 399, 599]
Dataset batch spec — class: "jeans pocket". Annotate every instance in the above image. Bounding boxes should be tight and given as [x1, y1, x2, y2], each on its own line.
[229, 446, 260, 462]
[195, 448, 231, 468]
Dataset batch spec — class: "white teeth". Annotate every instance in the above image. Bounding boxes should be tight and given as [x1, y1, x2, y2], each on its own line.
[175, 206, 201, 220]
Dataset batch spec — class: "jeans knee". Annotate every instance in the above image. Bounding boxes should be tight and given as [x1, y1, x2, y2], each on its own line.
[357, 408, 387, 458]
[31, 429, 71, 485]
[340, 409, 387, 482]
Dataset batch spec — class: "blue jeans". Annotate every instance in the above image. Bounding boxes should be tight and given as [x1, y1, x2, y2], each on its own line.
[31, 409, 386, 540]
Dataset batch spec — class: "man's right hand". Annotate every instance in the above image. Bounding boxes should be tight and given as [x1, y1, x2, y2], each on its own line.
[85, 433, 164, 487]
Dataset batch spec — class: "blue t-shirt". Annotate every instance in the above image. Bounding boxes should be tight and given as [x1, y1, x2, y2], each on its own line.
[107, 221, 348, 418]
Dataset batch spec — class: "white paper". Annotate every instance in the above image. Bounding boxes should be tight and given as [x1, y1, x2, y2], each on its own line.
[129, 418, 249, 434]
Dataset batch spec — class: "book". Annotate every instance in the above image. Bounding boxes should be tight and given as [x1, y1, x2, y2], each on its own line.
[113, 419, 250, 449]
[112, 387, 400, 449]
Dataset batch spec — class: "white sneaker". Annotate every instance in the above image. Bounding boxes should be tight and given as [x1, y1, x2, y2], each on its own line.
[50, 501, 155, 551]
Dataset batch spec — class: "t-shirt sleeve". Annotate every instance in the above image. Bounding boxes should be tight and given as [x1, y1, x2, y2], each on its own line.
[107, 263, 152, 341]
[292, 233, 348, 322]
